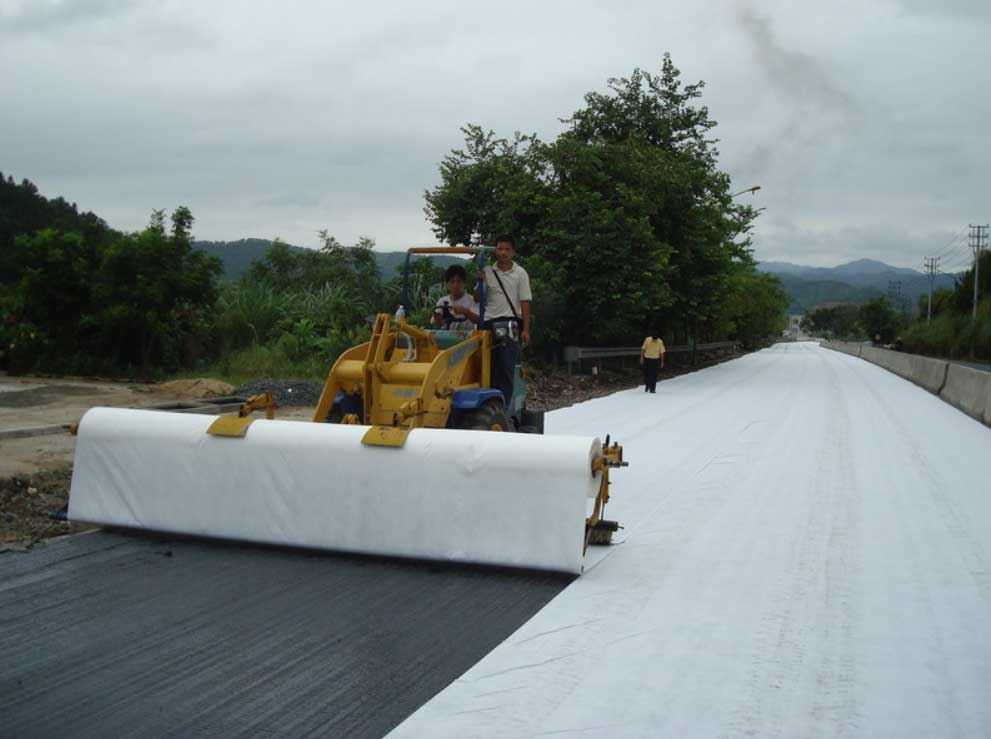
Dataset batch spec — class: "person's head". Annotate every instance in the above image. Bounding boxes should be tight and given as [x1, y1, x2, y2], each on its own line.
[494, 235, 516, 266]
[444, 264, 467, 299]
[648, 325, 658, 340]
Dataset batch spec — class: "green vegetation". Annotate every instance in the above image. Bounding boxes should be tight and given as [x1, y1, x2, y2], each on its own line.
[901, 252, 991, 360]
[801, 298, 903, 343]
[1, 195, 221, 375]
[2, 55, 789, 381]
[426, 54, 787, 349]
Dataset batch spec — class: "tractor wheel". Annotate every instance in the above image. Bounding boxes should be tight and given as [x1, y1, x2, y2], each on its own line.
[452, 399, 512, 432]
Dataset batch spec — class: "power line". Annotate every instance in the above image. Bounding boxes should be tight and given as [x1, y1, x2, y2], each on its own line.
[938, 241, 969, 263]
[941, 254, 972, 272]
[935, 227, 969, 260]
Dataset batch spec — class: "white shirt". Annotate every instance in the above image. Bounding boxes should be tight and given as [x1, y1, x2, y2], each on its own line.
[482, 262, 532, 321]
[434, 293, 477, 331]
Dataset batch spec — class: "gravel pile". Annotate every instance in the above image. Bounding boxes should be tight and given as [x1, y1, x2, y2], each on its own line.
[235, 379, 324, 407]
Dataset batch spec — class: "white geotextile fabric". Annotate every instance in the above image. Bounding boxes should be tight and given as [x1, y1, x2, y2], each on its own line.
[389, 343, 991, 738]
[68, 407, 602, 574]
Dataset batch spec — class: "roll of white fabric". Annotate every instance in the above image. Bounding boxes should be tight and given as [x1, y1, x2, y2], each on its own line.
[69, 407, 603, 574]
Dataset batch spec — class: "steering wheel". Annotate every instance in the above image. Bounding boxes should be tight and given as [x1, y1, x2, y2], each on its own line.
[434, 302, 462, 328]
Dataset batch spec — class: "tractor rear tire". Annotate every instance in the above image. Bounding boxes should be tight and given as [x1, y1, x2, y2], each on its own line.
[453, 399, 512, 432]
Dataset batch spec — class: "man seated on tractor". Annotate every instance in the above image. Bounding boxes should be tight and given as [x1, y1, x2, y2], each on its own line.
[431, 264, 479, 331]
[476, 235, 532, 411]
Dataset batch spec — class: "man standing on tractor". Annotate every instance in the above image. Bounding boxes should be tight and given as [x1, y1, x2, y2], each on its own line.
[431, 264, 478, 331]
[477, 235, 532, 412]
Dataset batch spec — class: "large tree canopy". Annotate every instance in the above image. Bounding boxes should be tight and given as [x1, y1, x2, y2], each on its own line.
[425, 54, 769, 346]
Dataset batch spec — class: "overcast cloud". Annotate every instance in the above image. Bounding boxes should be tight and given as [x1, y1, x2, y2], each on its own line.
[1, 0, 988, 269]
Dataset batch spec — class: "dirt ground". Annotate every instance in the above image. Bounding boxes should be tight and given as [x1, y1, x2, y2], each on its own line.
[0, 357, 736, 550]
[0, 375, 241, 550]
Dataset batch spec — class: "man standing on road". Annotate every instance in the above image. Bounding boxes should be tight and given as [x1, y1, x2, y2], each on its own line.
[640, 329, 665, 393]
[477, 235, 531, 412]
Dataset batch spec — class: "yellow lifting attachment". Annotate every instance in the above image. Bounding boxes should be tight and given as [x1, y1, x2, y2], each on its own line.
[311, 309, 492, 448]
[207, 391, 277, 438]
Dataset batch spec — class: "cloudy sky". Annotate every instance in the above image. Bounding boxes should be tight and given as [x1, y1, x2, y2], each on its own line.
[2, 0, 988, 269]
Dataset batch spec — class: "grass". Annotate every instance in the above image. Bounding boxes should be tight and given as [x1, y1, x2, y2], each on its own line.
[902, 300, 991, 360]
[173, 344, 331, 387]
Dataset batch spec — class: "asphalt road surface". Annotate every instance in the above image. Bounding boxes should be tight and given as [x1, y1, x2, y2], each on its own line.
[1, 531, 568, 738]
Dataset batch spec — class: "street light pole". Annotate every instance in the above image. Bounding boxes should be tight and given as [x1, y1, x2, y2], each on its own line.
[731, 185, 761, 199]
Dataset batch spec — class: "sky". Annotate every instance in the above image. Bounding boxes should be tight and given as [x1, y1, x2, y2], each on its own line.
[1, 0, 988, 270]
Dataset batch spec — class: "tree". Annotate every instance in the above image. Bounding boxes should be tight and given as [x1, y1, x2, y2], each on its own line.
[0, 173, 112, 284]
[858, 297, 902, 343]
[87, 208, 221, 370]
[803, 304, 861, 339]
[5, 208, 222, 373]
[719, 269, 789, 348]
[424, 54, 759, 347]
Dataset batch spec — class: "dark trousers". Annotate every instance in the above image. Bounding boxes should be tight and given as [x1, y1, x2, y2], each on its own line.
[643, 358, 659, 393]
[491, 337, 519, 412]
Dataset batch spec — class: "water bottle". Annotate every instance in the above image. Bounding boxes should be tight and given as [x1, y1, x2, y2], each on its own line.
[395, 305, 406, 322]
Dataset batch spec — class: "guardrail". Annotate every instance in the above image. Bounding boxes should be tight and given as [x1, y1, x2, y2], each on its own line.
[563, 341, 738, 374]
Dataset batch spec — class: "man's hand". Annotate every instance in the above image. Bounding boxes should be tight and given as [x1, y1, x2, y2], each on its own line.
[450, 304, 466, 316]
[476, 269, 485, 281]
[521, 329, 530, 348]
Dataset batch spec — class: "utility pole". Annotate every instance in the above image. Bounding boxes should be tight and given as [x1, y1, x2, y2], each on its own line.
[924, 256, 940, 323]
[970, 224, 989, 319]
[887, 279, 903, 316]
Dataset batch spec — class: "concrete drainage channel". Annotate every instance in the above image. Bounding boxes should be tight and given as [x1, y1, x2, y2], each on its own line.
[823, 341, 991, 427]
[0, 396, 250, 441]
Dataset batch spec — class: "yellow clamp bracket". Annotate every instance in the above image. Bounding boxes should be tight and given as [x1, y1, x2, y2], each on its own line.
[207, 416, 257, 438]
[361, 425, 413, 447]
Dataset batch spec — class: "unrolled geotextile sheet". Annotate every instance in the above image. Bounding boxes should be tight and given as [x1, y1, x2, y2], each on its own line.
[68, 408, 602, 574]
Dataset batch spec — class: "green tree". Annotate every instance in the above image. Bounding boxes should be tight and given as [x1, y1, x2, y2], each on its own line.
[0, 173, 112, 284]
[858, 297, 902, 343]
[803, 304, 861, 339]
[424, 54, 759, 347]
[719, 269, 789, 348]
[951, 251, 991, 315]
[88, 207, 221, 370]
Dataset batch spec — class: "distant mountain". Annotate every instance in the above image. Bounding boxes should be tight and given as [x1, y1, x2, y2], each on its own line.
[772, 275, 884, 314]
[193, 239, 466, 282]
[757, 258, 962, 314]
[373, 250, 467, 278]
[193, 239, 307, 280]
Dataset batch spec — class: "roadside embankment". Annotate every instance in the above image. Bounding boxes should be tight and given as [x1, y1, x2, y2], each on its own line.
[822, 341, 991, 427]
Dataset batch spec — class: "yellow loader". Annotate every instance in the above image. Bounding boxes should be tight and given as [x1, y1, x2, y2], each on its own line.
[67, 247, 625, 574]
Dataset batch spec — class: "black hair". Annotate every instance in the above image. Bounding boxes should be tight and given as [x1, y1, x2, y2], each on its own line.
[444, 264, 467, 282]
[494, 235, 516, 249]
